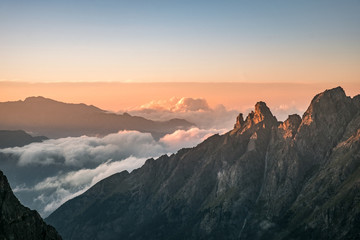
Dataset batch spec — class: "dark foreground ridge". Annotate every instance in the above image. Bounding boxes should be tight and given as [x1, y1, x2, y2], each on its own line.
[0, 170, 62, 240]
[47, 87, 360, 240]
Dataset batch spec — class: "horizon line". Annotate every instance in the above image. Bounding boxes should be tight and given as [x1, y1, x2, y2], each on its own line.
[1, 80, 356, 85]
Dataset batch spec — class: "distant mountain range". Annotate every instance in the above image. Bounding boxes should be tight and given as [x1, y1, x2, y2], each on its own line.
[0, 170, 62, 240]
[0, 130, 47, 148]
[46, 87, 360, 240]
[0, 97, 194, 139]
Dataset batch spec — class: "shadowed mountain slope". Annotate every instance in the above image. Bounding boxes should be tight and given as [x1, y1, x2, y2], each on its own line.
[0, 97, 193, 139]
[0, 170, 62, 240]
[47, 87, 360, 240]
[0, 130, 47, 148]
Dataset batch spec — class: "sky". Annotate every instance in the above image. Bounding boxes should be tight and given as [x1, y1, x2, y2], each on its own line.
[1, 0, 359, 83]
[1, 81, 359, 119]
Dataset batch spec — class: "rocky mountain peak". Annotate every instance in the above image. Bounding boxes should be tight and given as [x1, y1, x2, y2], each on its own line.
[296, 86, 357, 161]
[301, 86, 349, 125]
[253, 101, 275, 124]
[234, 101, 277, 133]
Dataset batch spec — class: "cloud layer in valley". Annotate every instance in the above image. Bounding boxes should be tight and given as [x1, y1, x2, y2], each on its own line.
[0, 128, 224, 217]
[0, 98, 305, 217]
[3, 131, 165, 168]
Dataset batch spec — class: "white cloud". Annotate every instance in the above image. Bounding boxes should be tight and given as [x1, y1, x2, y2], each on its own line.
[1, 99, 306, 218]
[140, 97, 210, 112]
[2, 131, 165, 167]
[1, 128, 224, 217]
[1, 97, 307, 218]
[270, 104, 304, 121]
[125, 97, 238, 130]
[160, 127, 227, 151]
[34, 157, 148, 214]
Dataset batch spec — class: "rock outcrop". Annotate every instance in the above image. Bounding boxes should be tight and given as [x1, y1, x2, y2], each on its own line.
[0, 170, 62, 240]
[46, 87, 360, 240]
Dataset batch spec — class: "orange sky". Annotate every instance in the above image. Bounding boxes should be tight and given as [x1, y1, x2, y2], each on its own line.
[2, 2, 360, 85]
[1, 2, 359, 112]
[1, 81, 359, 114]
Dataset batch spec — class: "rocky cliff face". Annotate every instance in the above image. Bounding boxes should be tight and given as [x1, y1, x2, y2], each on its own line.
[46, 87, 360, 240]
[0, 170, 62, 240]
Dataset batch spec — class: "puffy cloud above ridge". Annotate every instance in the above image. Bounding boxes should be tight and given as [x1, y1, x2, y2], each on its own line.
[126, 97, 239, 130]
[160, 127, 227, 151]
[140, 97, 210, 112]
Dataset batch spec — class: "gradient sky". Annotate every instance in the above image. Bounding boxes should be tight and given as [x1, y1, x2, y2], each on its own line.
[1, 0, 359, 83]
[1, 82, 359, 117]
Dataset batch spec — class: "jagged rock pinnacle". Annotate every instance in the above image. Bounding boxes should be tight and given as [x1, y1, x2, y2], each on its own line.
[233, 101, 276, 132]
[253, 101, 274, 124]
[234, 113, 244, 129]
[280, 114, 301, 138]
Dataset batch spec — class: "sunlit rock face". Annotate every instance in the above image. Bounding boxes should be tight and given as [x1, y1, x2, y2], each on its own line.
[47, 87, 360, 240]
[233, 101, 277, 134]
[278, 114, 301, 139]
[0, 170, 62, 240]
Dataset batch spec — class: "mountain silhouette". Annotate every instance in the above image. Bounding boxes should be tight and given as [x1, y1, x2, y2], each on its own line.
[0, 97, 194, 139]
[0, 170, 62, 240]
[46, 87, 360, 239]
[0, 130, 47, 148]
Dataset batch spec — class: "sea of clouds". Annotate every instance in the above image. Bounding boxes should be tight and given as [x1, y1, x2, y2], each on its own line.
[0, 97, 303, 217]
[0, 128, 226, 217]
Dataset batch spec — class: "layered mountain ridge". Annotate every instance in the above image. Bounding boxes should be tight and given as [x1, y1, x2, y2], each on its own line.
[0, 130, 47, 148]
[0, 97, 193, 139]
[47, 87, 360, 240]
[0, 170, 62, 240]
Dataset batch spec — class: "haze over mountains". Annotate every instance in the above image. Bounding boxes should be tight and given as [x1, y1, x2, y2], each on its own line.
[46, 87, 360, 239]
[0, 96, 193, 139]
